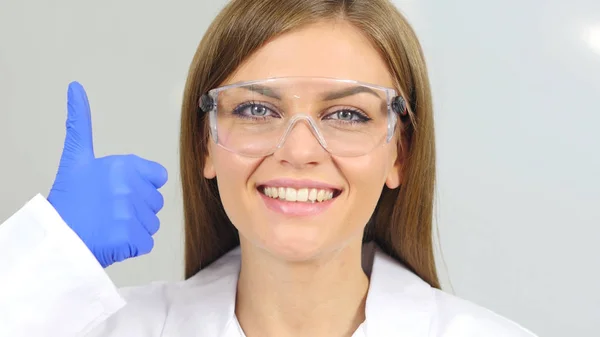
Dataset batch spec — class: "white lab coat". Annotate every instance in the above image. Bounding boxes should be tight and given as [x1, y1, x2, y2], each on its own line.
[0, 194, 538, 337]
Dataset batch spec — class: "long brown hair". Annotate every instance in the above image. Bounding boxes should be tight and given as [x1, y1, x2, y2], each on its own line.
[180, 0, 439, 288]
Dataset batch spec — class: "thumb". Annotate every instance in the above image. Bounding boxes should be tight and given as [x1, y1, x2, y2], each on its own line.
[60, 81, 95, 165]
[130, 155, 169, 189]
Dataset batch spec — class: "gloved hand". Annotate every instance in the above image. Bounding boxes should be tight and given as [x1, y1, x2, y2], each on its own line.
[47, 81, 168, 268]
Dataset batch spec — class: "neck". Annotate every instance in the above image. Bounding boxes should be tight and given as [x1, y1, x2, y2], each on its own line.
[235, 239, 369, 337]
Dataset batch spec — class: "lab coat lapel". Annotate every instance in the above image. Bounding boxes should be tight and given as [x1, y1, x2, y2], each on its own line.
[363, 243, 435, 336]
[161, 248, 242, 337]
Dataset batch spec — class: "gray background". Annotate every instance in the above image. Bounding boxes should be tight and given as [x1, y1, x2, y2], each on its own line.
[1, 0, 598, 336]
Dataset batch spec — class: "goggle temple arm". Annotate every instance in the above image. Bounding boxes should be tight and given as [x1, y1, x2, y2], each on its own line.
[391, 95, 409, 121]
[199, 94, 215, 114]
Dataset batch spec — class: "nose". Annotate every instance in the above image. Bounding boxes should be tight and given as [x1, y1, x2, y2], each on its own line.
[273, 117, 329, 168]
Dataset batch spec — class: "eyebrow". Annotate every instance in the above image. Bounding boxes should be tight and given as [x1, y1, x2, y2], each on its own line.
[321, 86, 381, 100]
[244, 85, 381, 100]
[246, 85, 281, 99]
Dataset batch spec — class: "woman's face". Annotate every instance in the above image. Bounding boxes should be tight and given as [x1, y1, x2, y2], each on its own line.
[204, 20, 402, 261]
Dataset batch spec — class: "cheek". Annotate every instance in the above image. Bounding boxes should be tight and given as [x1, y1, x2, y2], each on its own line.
[341, 148, 392, 193]
[211, 146, 261, 225]
[336, 148, 394, 225]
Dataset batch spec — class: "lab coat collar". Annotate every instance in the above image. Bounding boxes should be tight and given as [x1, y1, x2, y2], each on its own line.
[162, 242, 435, 336]
[162, 250, 240, 336]
[362, 242, 434, 336]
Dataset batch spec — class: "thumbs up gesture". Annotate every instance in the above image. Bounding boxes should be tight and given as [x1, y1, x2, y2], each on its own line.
[47, 82, 168, 268]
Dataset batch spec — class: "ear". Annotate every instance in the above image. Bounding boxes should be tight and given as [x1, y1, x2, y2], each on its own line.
[203, 145, 216, 179]
[385, 158, 402, 189]
[385, 134, 407, 189]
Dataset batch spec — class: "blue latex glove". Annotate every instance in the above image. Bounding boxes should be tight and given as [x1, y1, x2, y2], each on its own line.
[47, 82, 168, 268]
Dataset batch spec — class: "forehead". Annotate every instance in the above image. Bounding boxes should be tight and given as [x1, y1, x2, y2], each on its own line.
[224, 20, 395, 88]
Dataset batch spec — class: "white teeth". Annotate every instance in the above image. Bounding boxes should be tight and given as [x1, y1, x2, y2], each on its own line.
[285, 188, 297, 202]
[278, 187, 286, 199]
[317, 189, 325, 202]
[262, 186, 336, 203]
[297, 188, 309, 202]
[308, 189, 317, 202]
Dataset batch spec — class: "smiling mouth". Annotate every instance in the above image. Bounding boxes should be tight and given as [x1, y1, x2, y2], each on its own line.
[258, 185, 342, 203]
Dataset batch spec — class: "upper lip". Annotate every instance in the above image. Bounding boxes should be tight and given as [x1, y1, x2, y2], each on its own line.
[257, 178, 342, 191]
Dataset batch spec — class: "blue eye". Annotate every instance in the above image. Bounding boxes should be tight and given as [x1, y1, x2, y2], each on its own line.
[249, 105, 268, 116]
[232, 102, 280, 119]
[325, 109, 371, 123]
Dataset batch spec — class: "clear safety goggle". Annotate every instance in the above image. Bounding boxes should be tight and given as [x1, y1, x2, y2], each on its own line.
[199, 77, 407, 158]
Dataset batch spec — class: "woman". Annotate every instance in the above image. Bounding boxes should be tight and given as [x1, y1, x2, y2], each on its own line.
[0, 0, 538, 336]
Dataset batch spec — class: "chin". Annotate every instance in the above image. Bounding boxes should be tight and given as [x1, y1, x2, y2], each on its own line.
[260, 229, 331, 262]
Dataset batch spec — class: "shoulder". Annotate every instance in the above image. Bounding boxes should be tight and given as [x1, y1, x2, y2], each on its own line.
[429, 289, 538, 337]
[84, 279, 176, 336]
[87, 249, 241, 336]
[365, 244, 538, 337]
